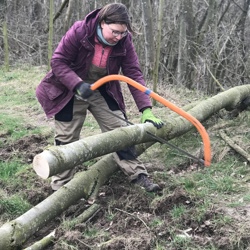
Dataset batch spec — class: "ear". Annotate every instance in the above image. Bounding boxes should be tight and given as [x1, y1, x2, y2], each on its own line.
[100, 21, 105, 29]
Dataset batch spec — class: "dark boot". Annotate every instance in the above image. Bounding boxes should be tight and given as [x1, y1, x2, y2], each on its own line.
[133, 174, 161, 192]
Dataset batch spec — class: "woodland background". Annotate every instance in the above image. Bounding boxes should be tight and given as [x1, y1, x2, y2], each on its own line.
[1, 0, 250, 94]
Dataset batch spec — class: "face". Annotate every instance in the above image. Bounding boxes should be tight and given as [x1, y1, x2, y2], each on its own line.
[101, 21, 128, 44]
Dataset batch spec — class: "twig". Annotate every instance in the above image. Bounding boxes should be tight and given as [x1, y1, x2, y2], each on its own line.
[219, 130, 250, 162]
[206, 66, 225, 91]
[23, 230, 55, 250]
[76, 238, 93, 249]
[76, 203, 101, 224]
[114, 208, 150, 230]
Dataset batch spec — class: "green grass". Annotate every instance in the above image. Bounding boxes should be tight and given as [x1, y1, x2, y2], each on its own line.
[0, 160, 24, 179]
[0, 194, 32, 216]
[170, 204, 186, 220]
[0, 66, 46, 110]
[0, 113, 43, 145]
[1, 66, 250, 249]
[83, 227, 99, 237]
[0, 114, 27, 139]
[0, 66, 50, 221]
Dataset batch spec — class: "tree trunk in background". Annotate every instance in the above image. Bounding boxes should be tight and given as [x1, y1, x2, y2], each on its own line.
[3, 21, 9, 71]
[76, 0, 83, 20]
[183, 0, 196, 89]
[207, 1, 234, 93]
[64, 0, 73, 33]
[1, 0, 9, 71]
[161, 2, 179, 85]
[52, 0, 69, 25]
[197, 0, 217, 45]
[88, 0, 97, 12]
[152, 0, 164, 106]
[197, 0, 218, 93]
[176, 0, 187, 86]
[47, 0, 54, 70]
[233, 0, 250, 84]
[141, 0, 155, 80]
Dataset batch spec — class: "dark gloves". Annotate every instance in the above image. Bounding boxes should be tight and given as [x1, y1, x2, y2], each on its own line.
[75, 82, 93, 100]
[141, 108, 164, 129]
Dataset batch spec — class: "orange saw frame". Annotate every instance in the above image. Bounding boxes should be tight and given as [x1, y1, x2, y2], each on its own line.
[90, 75, 211, 166]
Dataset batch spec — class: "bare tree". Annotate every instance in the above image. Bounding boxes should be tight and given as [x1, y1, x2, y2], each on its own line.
[141, 0, 155, 80]
[152, 0, 164, 105]
[48, 0, 54, 70]
[3, 21, 9, 71]
[63, 0, 73, 33]
[176, 0, 187, 86]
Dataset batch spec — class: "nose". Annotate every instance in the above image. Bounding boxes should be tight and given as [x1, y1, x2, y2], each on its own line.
[116, 34, 123, 40]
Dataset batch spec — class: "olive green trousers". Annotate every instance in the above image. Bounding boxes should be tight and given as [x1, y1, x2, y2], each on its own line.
[51, 91, 148, 191]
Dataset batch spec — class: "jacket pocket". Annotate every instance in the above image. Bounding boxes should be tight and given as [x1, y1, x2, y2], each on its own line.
[43, 82, 65, 100]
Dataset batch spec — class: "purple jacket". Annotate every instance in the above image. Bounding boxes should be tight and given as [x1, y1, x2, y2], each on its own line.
[36, 8, 152, 118]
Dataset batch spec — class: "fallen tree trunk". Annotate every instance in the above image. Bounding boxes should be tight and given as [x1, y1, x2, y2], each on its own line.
[33, 84, 250, 178]
[0, 154, 118, 250]
[1, 85, 250, 250]
[23, 204, 100, 250]
[33, 123, 157, 179]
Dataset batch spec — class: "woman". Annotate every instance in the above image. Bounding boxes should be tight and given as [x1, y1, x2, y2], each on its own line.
[36, 3, 163, 192]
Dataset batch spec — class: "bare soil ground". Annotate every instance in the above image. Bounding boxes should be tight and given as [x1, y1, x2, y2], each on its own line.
[1, 133, 223, 249]
[2, 131, 250, 250]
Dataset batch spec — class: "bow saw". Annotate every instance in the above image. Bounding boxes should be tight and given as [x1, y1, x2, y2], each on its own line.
[88, 75, 211, 167]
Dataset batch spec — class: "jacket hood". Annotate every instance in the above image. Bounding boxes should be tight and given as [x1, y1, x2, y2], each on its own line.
[83, 8, 101, 36]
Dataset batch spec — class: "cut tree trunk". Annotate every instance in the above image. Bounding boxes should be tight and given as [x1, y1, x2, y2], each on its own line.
[1, 85, 250, 250]
[33, 84, 250, 178]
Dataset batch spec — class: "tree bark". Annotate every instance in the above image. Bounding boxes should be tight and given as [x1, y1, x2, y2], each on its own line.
[0, 154, 118, 250]
[141, 0, 155, 79]
[23, 204, 100, 250]
[3, 21, 9, 71]
[23, 231, 55, 250]
[176, 0, 187, 86]
[152, 0, 164, 105]
[33, 122, 157, 179]
[183, 0, 196, 89]
[1, 85, 250, 249]
[47, 0, 53, 70]
[63, 0, 73, 33]
[33, 84, 250, 179]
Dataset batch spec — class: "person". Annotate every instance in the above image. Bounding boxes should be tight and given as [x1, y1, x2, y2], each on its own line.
[36, 3, 164, 192]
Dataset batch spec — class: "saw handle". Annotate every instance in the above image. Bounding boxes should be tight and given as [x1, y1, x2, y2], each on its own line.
[90, 75, 211, 166]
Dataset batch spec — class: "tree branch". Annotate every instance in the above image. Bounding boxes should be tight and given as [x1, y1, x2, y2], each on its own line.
[219, 130, 250, 162]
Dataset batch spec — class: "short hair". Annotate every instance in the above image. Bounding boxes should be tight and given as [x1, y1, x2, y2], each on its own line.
[98, 3, 133, 33]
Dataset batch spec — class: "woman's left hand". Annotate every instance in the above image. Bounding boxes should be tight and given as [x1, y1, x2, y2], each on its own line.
[141, 108, 164, 129]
